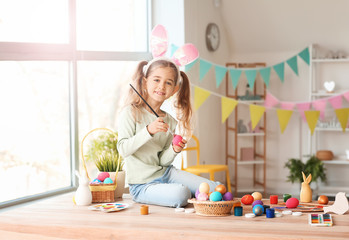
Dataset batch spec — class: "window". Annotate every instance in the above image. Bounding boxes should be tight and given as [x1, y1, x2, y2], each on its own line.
[0, 0, 150, 207]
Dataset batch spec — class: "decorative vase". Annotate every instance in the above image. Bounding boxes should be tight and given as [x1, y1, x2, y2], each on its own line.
[108, 170, 126, 199]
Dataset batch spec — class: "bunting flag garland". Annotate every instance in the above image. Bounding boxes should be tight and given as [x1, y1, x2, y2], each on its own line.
[328, 95, 343, 109]
[185, 58, 198, 72]
[265, 93, 279, 108]
[215, 65, 228, 88]
[277, 109, 293, 133]
[194, 86, 211, 110]
[296, 102, 311, 122]
[343, 91, 349, 102]
[199, 59, 212, 82]
[170, 43, 178, 57]
[334, 108, 349, 132]
[221, 97, 238, 123]
[182, 46, 310, 88]
[286, 56, 299, 76]
[312, 99, 327, 120]
[280, 102, 295, 110]
[249, 104, 266, 130]
[304, 110, 320, 135]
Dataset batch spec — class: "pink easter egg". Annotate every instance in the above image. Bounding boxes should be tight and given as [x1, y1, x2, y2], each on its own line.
[197, 192, 209, 201]
[97, 172, 110, 182]
[286, 197, 299, 208]
[172, 135, 183, 146]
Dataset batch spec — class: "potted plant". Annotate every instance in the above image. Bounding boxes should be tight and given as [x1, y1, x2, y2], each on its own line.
[284, 155, 327, 191]
[84, 129, 126, 198]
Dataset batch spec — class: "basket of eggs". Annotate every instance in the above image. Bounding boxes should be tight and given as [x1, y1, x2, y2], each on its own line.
[81, 128, 121, 203]
[188, 183, 238, 216]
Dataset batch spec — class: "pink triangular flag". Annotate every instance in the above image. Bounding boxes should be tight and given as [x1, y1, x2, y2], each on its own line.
[342, 91, 349, 102]
[296, 102, 311, 122]
[312, 99, 327, 120]
[280, 102, 295, 110]
[264, 93, 279, 108]
[328, 95, 343, 109]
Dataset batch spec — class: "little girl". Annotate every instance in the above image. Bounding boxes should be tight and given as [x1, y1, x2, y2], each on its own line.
[117, 58, 219, 207]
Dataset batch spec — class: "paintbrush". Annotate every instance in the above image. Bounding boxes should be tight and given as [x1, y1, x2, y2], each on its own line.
[129, 84, 175, 135]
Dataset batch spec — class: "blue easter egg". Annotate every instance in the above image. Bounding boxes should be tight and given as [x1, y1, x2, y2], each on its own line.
[209, 191, 222, 202]
[103, 177, 113, 184]
[91, 178, 102, 184]
[253, 204, 264, 216]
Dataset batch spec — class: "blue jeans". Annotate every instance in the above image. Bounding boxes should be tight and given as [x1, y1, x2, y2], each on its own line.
[129, 165, 220, 208]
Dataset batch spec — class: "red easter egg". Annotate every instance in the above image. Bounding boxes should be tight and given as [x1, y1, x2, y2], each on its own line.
[241, 194, 254, 205]
[97, 172, 110, 182]
[286, 197, 299, 208]
[215, 184, 227, 195]
[172, 135, 183, 146]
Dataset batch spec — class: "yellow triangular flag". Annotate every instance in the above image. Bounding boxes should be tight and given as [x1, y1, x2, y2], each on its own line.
[194, 86, 211, 110]
[276, 109, 293, 134]
[304, 110, 320, 135]
[335, 108, 349, 132]
[249, 104, 265, 130]
[221, 97, 238, 123]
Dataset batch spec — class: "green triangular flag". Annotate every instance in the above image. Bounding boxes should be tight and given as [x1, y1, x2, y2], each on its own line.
[199, 59, 213, 82]
[170, 44, 178, 57]
[273, 62, 285, 83]
[298, 47, 310, 65]
[245, 69, 257, 90]
[185, 58, 198, 72]
[259, 67, 271, 87]
[215, 65, 228, 88]
[286, 56, 299, 76]
[229, 69, 242, 90]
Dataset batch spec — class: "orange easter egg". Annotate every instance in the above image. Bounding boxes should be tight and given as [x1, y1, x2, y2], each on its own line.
[318, 195, 329, 205]
[215, 184, 227, 195]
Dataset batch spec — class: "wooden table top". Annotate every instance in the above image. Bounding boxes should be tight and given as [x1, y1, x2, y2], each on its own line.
[0, 192, 348, 240]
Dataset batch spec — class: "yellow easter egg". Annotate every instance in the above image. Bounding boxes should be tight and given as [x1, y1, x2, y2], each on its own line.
[252, 192, 262, 201]
[199, 182, 210, 194]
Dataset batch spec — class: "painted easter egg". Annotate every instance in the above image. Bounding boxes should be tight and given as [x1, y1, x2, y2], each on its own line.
[103, 177, 113, 184]
[91, 178, 102, 184]
[199, 182, 210, 194]
[286, 197, 299, 208]
[209, 191, 222, 202]
[252, 192, 263, 201]
[195, 189, 200, 198]
[241, 194, 254, 205]
[197, 192, 209, 201]
[97, 172, 110, 182]
[253, 204, 264, 216]
[252, 200, 264, 208]
[215, 184, 227, 195]
[318, 195, 329, 205]
[223, 192, 233, 201]
[172, 135, 183, 146]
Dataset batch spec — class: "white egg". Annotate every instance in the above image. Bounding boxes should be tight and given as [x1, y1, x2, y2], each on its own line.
[199, 182, 210, 194]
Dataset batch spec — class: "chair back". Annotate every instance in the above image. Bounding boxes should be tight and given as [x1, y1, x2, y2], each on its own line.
[181, 135, 200, 170]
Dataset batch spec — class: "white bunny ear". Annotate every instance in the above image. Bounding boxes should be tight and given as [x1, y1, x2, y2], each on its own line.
[150, 24, 168, 58]
[171, 43, 199, 67]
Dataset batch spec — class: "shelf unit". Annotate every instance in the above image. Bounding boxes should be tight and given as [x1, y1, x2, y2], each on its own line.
[308, 44, 349, 196]
[225, 62, 267, 196]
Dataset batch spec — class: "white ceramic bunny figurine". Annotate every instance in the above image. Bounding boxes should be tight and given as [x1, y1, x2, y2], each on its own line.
[75, 170, 92, 206]
[300, 171, 312, 203]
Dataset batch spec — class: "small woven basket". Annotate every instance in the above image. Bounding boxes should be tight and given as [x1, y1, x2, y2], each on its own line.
[187, 198, 239, 216]
[81, 128, 119, 203]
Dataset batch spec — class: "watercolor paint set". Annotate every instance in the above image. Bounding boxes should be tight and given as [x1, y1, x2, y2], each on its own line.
[308, 213, 333, 227]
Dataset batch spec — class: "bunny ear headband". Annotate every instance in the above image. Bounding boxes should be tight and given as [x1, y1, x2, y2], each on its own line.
[143, 24, 199, 83]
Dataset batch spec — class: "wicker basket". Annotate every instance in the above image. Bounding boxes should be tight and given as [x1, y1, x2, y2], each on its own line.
[316, 150, 333, 161]
[81, 128, 120, 203]
[187, 198, 239, 216]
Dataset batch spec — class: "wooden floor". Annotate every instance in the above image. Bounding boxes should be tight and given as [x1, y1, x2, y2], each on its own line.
[0, 192, 349, 240]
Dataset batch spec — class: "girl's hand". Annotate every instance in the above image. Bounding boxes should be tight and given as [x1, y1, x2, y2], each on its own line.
[172, 138, 187, 153]
[147, 117, 169, 135]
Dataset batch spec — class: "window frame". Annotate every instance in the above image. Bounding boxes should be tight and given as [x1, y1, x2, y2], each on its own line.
[0, 0, 152, 209]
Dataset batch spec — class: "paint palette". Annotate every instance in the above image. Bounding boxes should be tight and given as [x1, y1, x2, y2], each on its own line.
[88, 203, 129, 213]
[308, 213, 333, 227]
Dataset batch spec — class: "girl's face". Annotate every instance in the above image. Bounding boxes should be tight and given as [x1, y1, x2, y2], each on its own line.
[145, 66, 178, 104]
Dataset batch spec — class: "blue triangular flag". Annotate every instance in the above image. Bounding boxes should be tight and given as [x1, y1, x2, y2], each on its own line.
[286, 56, 299, 76]
[245, 69, 257, 90]
[185, 58, 198, 72]
[199, 59, 213, 82]
[170, 44, 179, 57]
[229, 69, 242, 89]
[273, 62, 285, 83]
[259, 67, 271, 87]
[298, 47, 310, 65]
[214, 65, 228, 88]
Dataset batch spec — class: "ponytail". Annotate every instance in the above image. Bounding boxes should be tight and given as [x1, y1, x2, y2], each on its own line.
[174, 71, 193, 138]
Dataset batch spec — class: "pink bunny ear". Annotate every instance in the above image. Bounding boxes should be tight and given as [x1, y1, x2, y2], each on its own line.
[171, 43, 199, 67]
[150, 24, 168, 58]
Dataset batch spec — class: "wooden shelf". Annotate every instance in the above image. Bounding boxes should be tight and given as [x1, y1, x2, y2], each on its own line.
[237, 132, 265, 137]
[312, 58, 349, 63]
